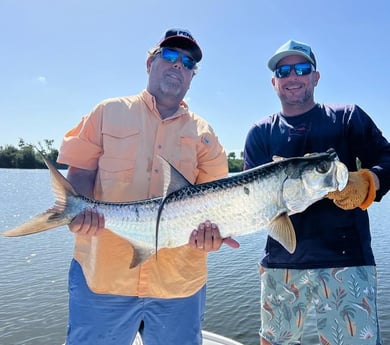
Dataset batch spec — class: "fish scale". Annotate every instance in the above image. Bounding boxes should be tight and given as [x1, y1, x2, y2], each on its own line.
[156, 167, 288, 246]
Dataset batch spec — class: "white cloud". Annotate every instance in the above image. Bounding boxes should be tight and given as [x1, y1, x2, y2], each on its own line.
[37, 76, 47, 84]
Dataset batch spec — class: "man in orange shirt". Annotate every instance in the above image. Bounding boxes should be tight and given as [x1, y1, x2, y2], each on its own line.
[57, 28, 239, 345]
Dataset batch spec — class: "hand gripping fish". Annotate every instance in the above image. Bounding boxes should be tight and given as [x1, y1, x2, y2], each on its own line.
[2, 149, 348, 267]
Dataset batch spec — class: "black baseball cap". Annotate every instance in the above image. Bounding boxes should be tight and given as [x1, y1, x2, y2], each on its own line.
[157, 28, 202, 62]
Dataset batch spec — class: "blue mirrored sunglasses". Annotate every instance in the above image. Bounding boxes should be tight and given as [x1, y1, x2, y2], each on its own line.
[157, 47, 196, 70]
[274, 63, 315, 78]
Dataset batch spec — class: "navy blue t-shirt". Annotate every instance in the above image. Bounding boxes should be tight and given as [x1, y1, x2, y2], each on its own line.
[244, 104, 390, 269]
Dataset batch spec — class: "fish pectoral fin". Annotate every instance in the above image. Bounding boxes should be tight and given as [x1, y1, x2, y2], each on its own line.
[268, 213, 296, 254]
[129, 243, 156, 269]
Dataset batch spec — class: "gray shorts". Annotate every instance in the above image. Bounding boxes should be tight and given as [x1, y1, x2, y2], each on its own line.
[259, 265, 382, 345]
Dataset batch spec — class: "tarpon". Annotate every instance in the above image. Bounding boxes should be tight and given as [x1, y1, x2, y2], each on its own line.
[2, 149, 348, 267]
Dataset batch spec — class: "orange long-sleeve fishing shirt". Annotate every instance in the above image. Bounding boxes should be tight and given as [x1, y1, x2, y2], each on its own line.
[57, 90, 228, 298]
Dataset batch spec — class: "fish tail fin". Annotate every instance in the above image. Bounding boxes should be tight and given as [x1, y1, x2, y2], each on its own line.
[2, 211, 71, 237]
[268, 213, 297, 254]
[2, 150, 78, 237]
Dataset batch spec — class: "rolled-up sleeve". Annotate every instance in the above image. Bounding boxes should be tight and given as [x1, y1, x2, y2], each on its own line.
[57, 105, 104, 170]
[195, 129, 228, 184]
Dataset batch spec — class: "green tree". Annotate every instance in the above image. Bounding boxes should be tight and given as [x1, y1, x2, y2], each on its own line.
[0, 145, 18, 168]
[0, 139, 66, 169]
[14, 145, 37, 168]
[1, 142, 245, 171]
[227, 151, 244, 172]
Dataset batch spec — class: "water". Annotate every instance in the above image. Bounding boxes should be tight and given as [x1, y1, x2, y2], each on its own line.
[0, 169, 389, 345]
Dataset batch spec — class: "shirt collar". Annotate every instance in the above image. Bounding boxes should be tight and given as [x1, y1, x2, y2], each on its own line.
[141, 89, 189, 120]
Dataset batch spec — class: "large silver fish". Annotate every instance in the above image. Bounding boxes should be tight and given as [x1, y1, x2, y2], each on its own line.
[2, 149, 348, 267]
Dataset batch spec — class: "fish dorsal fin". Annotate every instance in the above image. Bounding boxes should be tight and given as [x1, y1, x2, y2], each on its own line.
[268, 213, 297, 254]
[157, 155, 193, 197]
[155, 156, 194, 255]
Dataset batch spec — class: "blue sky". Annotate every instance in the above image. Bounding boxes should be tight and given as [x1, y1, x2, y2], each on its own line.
[1, 0, 389, 154]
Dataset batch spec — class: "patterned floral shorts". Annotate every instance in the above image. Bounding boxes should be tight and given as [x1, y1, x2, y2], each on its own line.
[259, 265, 382, 345]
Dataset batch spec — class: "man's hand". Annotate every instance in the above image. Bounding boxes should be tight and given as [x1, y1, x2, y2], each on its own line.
[189, 220, 240, 252]
[69, 208, 105, 236]
[327, 169, 376, 210]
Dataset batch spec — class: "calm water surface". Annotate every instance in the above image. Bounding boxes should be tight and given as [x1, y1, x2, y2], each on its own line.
[0, 169, 389, 345]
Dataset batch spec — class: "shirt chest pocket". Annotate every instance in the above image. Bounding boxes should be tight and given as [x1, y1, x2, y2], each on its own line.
[99, 127, 140, 183]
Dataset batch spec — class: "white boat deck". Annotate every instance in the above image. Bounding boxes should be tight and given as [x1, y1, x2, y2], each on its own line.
[202, 331, 244, 345]
[132, 330, 244, 345]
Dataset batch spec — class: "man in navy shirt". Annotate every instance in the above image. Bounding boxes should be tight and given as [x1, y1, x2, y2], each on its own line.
[244, 39, 390, 345]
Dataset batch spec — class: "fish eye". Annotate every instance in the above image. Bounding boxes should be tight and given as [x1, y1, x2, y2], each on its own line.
[316, 161, 331, 174]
